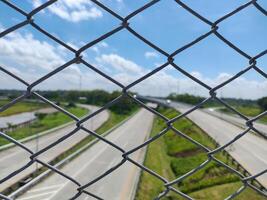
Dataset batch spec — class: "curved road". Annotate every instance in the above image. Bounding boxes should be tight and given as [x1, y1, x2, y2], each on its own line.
[0, 108, 57, 129]
[16, 108, 154, 200]
[150, 98, 267, 188]
[204, 108, 267, 137]
[0, 105, 109, 192]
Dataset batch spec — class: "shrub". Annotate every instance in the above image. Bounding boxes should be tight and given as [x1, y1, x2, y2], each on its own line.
[109, 92, 138, 115]
[35, 113, 47, 120]
[258, 97, 267, 111]
[170, 154, 207, 177]
[67, 102, 76, 108]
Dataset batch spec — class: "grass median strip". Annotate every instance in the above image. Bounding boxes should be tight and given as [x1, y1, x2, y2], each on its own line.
[52, 110, 135, 164]
[135, 107, 265, 200]
[219, 105, 267, 124]
[190, 182, 265, 200]
[0, 106, 88, 146]
[5, 109, 137, 196]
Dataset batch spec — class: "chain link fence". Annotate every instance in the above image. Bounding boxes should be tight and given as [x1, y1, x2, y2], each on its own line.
[0, 0, 266, 199]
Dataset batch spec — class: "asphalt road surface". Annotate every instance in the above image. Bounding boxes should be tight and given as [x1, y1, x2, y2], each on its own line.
[0, 105, 109, 192]
[0, 108, 57, 129]
[204, 108, 267, 137]
[167, 101, 267, 188]
[16, 108, 154, 200]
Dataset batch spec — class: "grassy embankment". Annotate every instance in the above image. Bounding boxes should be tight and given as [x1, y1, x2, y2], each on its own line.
[0, 106, 88, 146]
[136, 107, 265, 200]
[219, 105, 267, 124]
[0, 100, 45, 117]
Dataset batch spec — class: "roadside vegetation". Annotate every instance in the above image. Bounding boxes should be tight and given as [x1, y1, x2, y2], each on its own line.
[218, 105, 267, 124]
[0, 89, 139, 147]
[0, 100, 45, 117]
[0, 105, 88, 146]
[168, 93, 267, 124]
[167, 93, 257, 108]
[136, 107, 265, 200]
[3, 106, 138, 195]
[1, 90, 138, 116]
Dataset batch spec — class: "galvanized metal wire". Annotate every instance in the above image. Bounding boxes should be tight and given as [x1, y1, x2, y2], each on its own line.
[0, 0, 266, 199]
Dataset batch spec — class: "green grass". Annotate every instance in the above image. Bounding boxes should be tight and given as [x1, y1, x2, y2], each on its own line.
[220, 106, 261, 117]
[135, 108, 177, 200]
[0, 100, 45, 117]
[0, 107, 88, 146]
[190, 182, 267, 200]
[135, 107, 265, 200]
[235, 106, 262, 117]
[2, 108, 137, 195]
[96, 111, 131, 134]
[219, 105, 267, 124]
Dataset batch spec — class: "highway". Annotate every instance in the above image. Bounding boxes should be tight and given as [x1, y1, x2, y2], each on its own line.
[0, 105, 109, 192]
[0, 108, 57, 129]
[153, 99, 267, 188]
[16, 108, 154, 200]
[204, 108, 267, 137]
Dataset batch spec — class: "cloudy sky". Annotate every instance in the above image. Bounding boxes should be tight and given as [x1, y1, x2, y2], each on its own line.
[0, 0, 266, 99]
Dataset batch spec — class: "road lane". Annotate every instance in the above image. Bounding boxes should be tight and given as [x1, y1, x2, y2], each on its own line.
[0, 105, 109, 192]
[204, 108, 267, 137]
[0, 108, 57, 129]
[168, 101, 267, 188]
[140, 97, 267, 187]
[16, 108, 154, 200]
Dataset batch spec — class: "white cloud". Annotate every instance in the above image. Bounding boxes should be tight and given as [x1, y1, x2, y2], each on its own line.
[99, 42, 108, 48]
[0, 29, 88, 89]
[90, 42, 109, 53]
[190, 71, 203, 79]
[0, 32, 265, 100]
[145, 51, 159, 59]
[32, 0, 42, 9]
[0, 31, 65, 73]
[96, 54, 144, 75]
[94, 54, 267, 99]
[32, 0, 103, 22]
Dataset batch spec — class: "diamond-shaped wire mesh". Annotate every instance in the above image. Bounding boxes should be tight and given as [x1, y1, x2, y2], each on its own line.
[0, 0, 266, 199]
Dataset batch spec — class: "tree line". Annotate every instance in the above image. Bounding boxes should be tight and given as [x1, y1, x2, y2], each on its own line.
[0, 90, 138, 115]
[167, 93, 265, 110]
[1, 89, 266, 113]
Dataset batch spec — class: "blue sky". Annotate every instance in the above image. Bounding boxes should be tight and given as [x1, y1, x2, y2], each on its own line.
[0, 0, 266, 99]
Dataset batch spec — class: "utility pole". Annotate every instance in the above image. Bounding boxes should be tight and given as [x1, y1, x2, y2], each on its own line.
[79, 74, 82, 91]
[33, 104, 39, 175]
[177, 80, 180, 95]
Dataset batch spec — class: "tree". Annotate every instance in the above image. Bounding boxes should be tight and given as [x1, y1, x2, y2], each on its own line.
[109, 91, 138, 114]
[258, 97, 267, 111]
[168, 93, 205, 105]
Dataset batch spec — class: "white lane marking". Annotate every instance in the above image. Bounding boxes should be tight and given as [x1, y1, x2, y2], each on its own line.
[0, 131, 66, 162]
[122, 142, 128, 149]
[106, 157, 122, 171]
[94, 185, 105, 198]
[26, 184, 63, 193]
[46, 127, 127, 200]
[0, 150, 28, 162]
[17, 191, 55, 200]
[84, 196, 90, 200]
